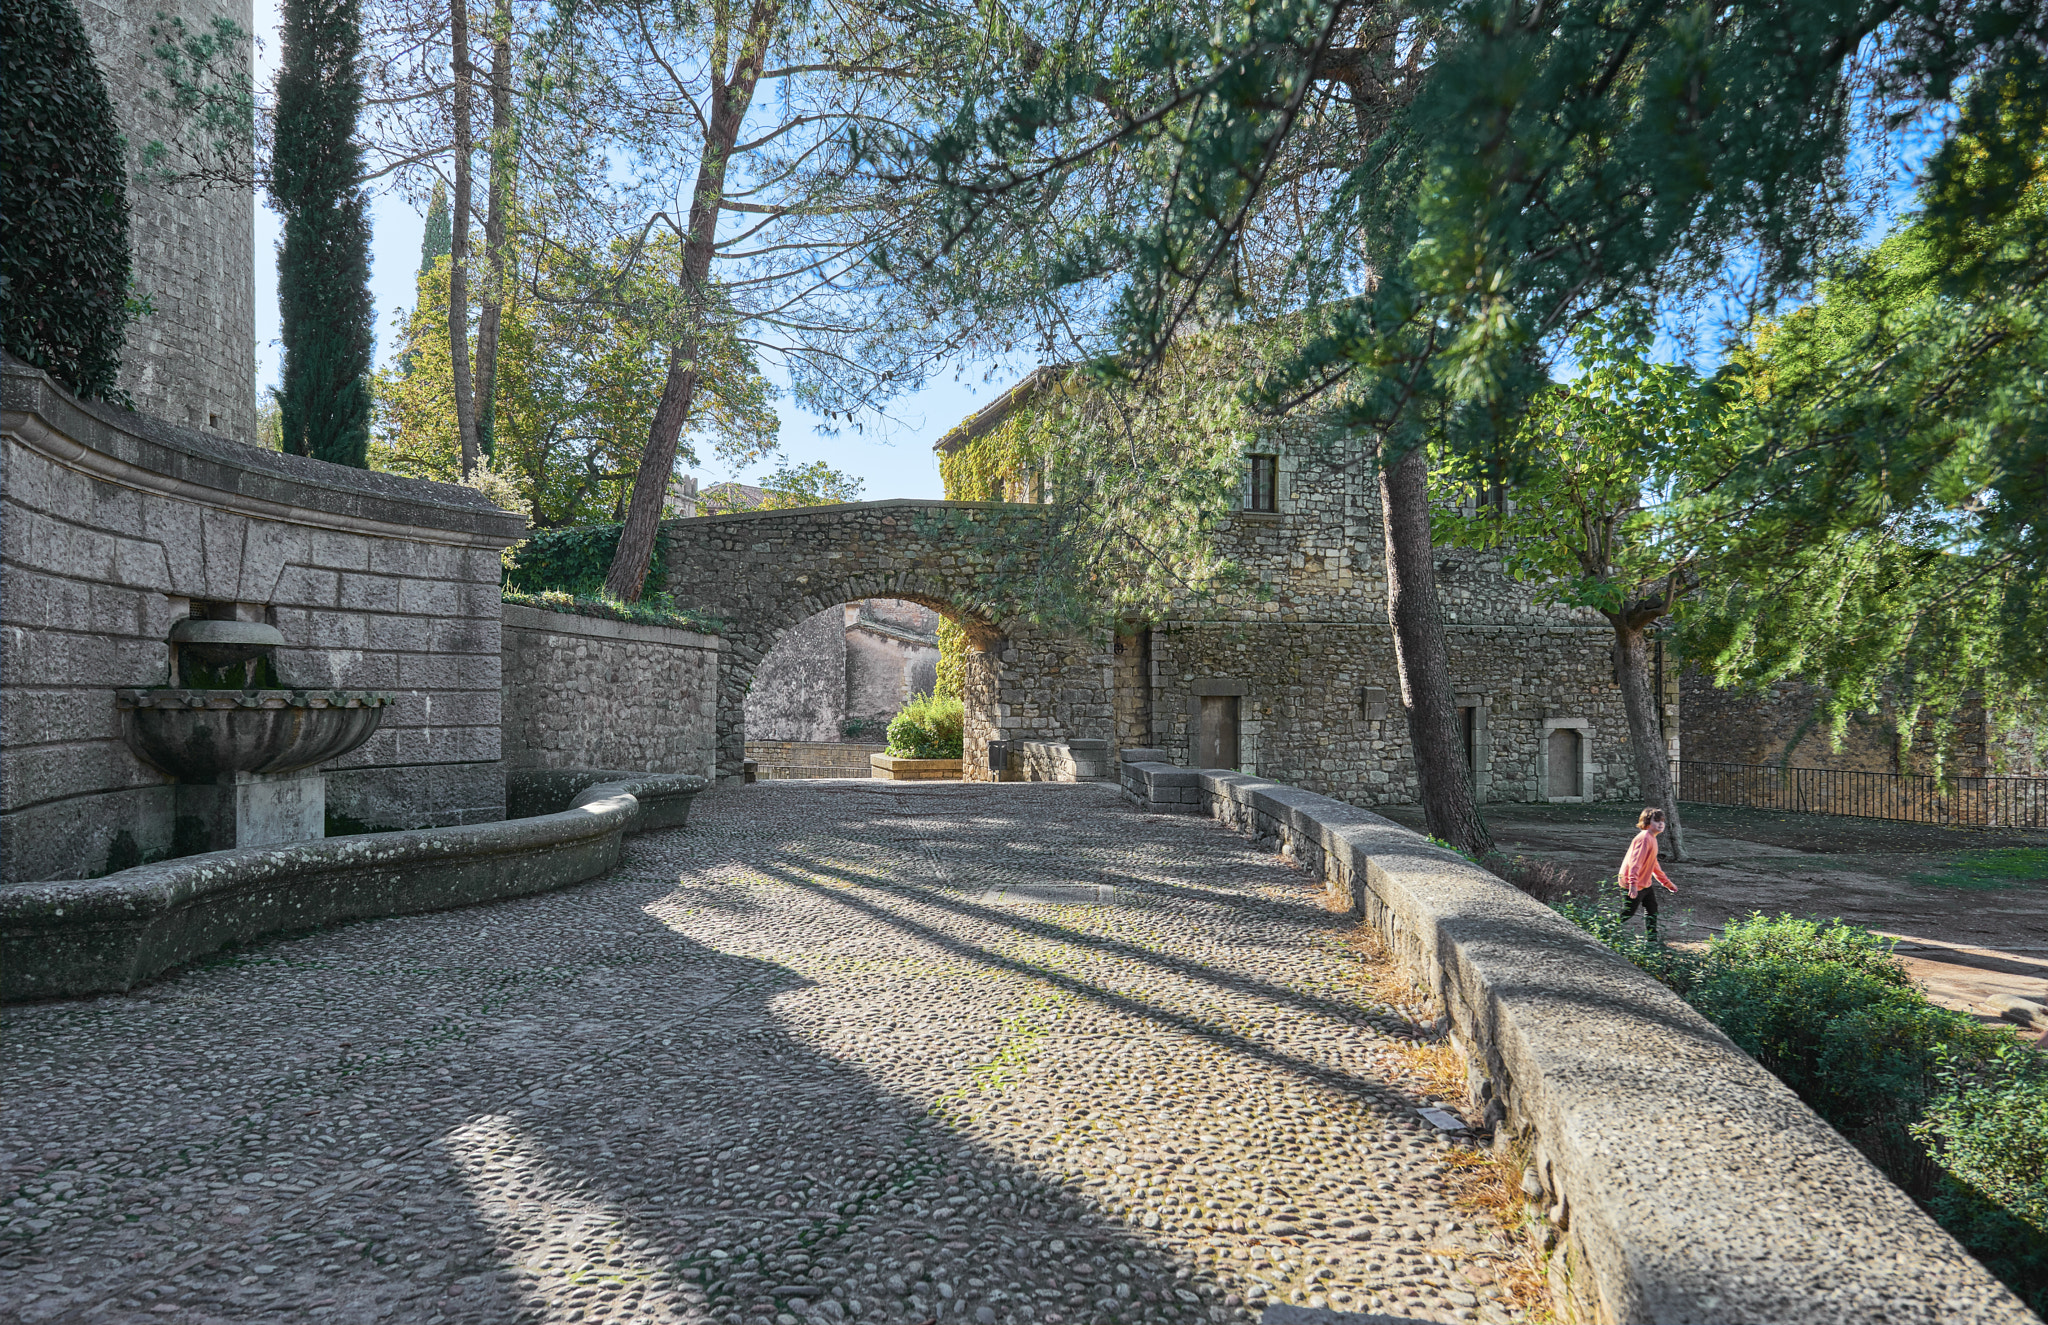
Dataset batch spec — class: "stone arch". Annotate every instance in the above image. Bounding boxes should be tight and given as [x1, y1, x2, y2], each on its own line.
[658, 500, 1109, 781]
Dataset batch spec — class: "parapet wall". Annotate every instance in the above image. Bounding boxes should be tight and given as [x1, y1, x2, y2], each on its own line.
[501, 604, 721, 777]
[0, 359, 527, 881]
[1121, 758, 2034, 1325]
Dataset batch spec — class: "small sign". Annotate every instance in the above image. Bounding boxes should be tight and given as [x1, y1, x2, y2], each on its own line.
[1417, 1107, 1465, 1131]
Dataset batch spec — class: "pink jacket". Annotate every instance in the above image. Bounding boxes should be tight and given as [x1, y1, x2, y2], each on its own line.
[1618, 829, 1675, 897]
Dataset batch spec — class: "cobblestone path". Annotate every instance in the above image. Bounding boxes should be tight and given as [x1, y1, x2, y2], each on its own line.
[2, 782, 1522, 1325]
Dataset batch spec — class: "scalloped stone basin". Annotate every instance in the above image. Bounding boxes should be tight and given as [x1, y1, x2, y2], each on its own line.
[118, 689, 392, 780]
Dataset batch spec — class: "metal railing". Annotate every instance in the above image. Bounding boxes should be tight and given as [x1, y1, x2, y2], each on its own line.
[1677, 760, 2048, 829]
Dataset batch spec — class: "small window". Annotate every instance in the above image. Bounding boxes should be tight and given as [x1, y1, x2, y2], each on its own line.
[1247, 455, 1278, 512]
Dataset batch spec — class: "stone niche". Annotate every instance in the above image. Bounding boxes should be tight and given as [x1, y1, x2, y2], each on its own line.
[0, 359, 527, 882]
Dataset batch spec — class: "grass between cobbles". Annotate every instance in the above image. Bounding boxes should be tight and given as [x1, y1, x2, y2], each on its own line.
[501, 586, 722, 635]
[1555, 902, 2048, 1313]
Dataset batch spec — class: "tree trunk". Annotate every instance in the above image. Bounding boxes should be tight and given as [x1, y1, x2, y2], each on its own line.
[1379, 442, 1491, 854]
[473, 0, 513, 460]
[448, 0, 479, 477]
[1611, 617, 1687, 859]
[602, 0, 779, 602]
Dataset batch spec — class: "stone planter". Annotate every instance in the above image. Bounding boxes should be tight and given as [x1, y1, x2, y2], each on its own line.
[869, 753, 963, 781]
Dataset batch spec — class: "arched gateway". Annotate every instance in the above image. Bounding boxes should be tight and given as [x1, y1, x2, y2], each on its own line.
[659, 500, 1111, 783]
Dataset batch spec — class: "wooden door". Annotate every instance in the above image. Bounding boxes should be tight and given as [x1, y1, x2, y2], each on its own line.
[1547, 727, 1582, 798]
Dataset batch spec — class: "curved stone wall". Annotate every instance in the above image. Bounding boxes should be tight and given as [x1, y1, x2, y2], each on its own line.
[1, 359, 527, 881]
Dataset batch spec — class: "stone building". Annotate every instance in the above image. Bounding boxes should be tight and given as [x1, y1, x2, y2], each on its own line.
[935, 372, 1679, 807]
[77, 0, 257, 442]
[745, 599, 941, 743]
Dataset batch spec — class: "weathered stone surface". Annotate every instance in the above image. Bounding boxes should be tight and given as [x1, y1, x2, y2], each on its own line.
[1123, 760, 2035, 1325]
[1, 361, 526, 880]
[77, 0, 258, 442]
[870, 753, 964, 780]
[500, 603, 721, 777]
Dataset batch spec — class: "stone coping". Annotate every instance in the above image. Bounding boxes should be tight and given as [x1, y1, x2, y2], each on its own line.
[660, 496, 1035, 528]
[2, 355, 528, 549]
[0, 771, 706, 1002]
[502, 602, 725, 650]
[1121, 761, 2034, 1325]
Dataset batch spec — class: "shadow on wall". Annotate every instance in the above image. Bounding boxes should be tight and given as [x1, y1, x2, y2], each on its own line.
[746, 598, 941, 743]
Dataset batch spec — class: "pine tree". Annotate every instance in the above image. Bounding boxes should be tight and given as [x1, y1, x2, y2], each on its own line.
[267, 0, 373, 467]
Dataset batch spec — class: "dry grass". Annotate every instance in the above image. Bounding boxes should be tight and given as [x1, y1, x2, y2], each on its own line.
[1340, 923, 1429, 1013]
[1392, 1038, 1467, 1100]
[1441, 1142, 1561, 1323]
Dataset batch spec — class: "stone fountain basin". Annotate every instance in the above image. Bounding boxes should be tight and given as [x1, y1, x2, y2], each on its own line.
[118, 689, 392, 780]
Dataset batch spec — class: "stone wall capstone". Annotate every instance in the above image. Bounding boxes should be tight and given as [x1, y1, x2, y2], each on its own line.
[1, 359, 526, 881]
[500, 604, 721, 777]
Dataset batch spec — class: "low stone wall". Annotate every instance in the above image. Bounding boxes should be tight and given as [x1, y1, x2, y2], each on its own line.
[1121, 759, 2034, 1325]
[1, 359, 526, 881]
[0, 771, 705, 1001]
[501, 604, 721, 776]
[746, 740, 885, 778]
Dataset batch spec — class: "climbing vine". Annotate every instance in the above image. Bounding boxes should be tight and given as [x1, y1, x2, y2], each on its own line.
[922, 324, 1309, 632]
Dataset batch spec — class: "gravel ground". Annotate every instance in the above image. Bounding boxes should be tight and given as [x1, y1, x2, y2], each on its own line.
[2, 781, 1520, 1325]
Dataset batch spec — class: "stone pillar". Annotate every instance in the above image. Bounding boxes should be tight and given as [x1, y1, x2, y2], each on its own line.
[176, 771, 326, 853]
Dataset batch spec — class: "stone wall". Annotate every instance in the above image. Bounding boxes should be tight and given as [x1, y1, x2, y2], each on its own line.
[745, 604, 847, 743]
[658, 500, 1111, 782]
[500, 604, 721, 777]
[1681, 670, 2044, 779]
[1, 360, 524, 881]
[745, 598, 941, 743]
[1126, 432, 1669, 807]
[78, 0, 257, 443]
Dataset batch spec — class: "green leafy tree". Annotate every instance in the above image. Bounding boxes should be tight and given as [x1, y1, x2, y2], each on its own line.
[758, 460, 865, 510]
[0, 0, 130, 401]
[268, 0, 374, 466]
[1437, 317, 1732, 854]
[374, 223, 778, 527]
[883, 0, 2047, 851]
[1678, 121, 2048, 773]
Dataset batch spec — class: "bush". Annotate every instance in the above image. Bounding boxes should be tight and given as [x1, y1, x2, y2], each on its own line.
[1916, 1046, 2048, 1312]
[1, 0, 131, 400]
[1556, 905, 2046, 1309]
[505, 523, 668, 599]
[885, 692, 963, 759]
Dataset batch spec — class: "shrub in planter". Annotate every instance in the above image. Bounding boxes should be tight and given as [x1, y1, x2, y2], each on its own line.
[885, 692, 963, 760]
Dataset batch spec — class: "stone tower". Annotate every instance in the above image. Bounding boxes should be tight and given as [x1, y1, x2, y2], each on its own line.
[75, 0, 258, 442]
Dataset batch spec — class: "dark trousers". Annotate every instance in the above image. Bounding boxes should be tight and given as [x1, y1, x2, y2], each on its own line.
[1620, 886, 1660, 938]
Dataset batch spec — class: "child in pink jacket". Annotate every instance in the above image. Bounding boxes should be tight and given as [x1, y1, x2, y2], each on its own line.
[1618, 807, 1676, 940]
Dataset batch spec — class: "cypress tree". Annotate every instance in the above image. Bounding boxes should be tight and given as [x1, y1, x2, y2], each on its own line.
[0, 0, 130, 401]
[418, 179, 451, 277]
[267, 0, 373, 466]
[398, 181, 451, 377]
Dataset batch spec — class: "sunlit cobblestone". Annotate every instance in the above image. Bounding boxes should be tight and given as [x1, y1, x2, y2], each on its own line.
[1, 781, 1520, 1324]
